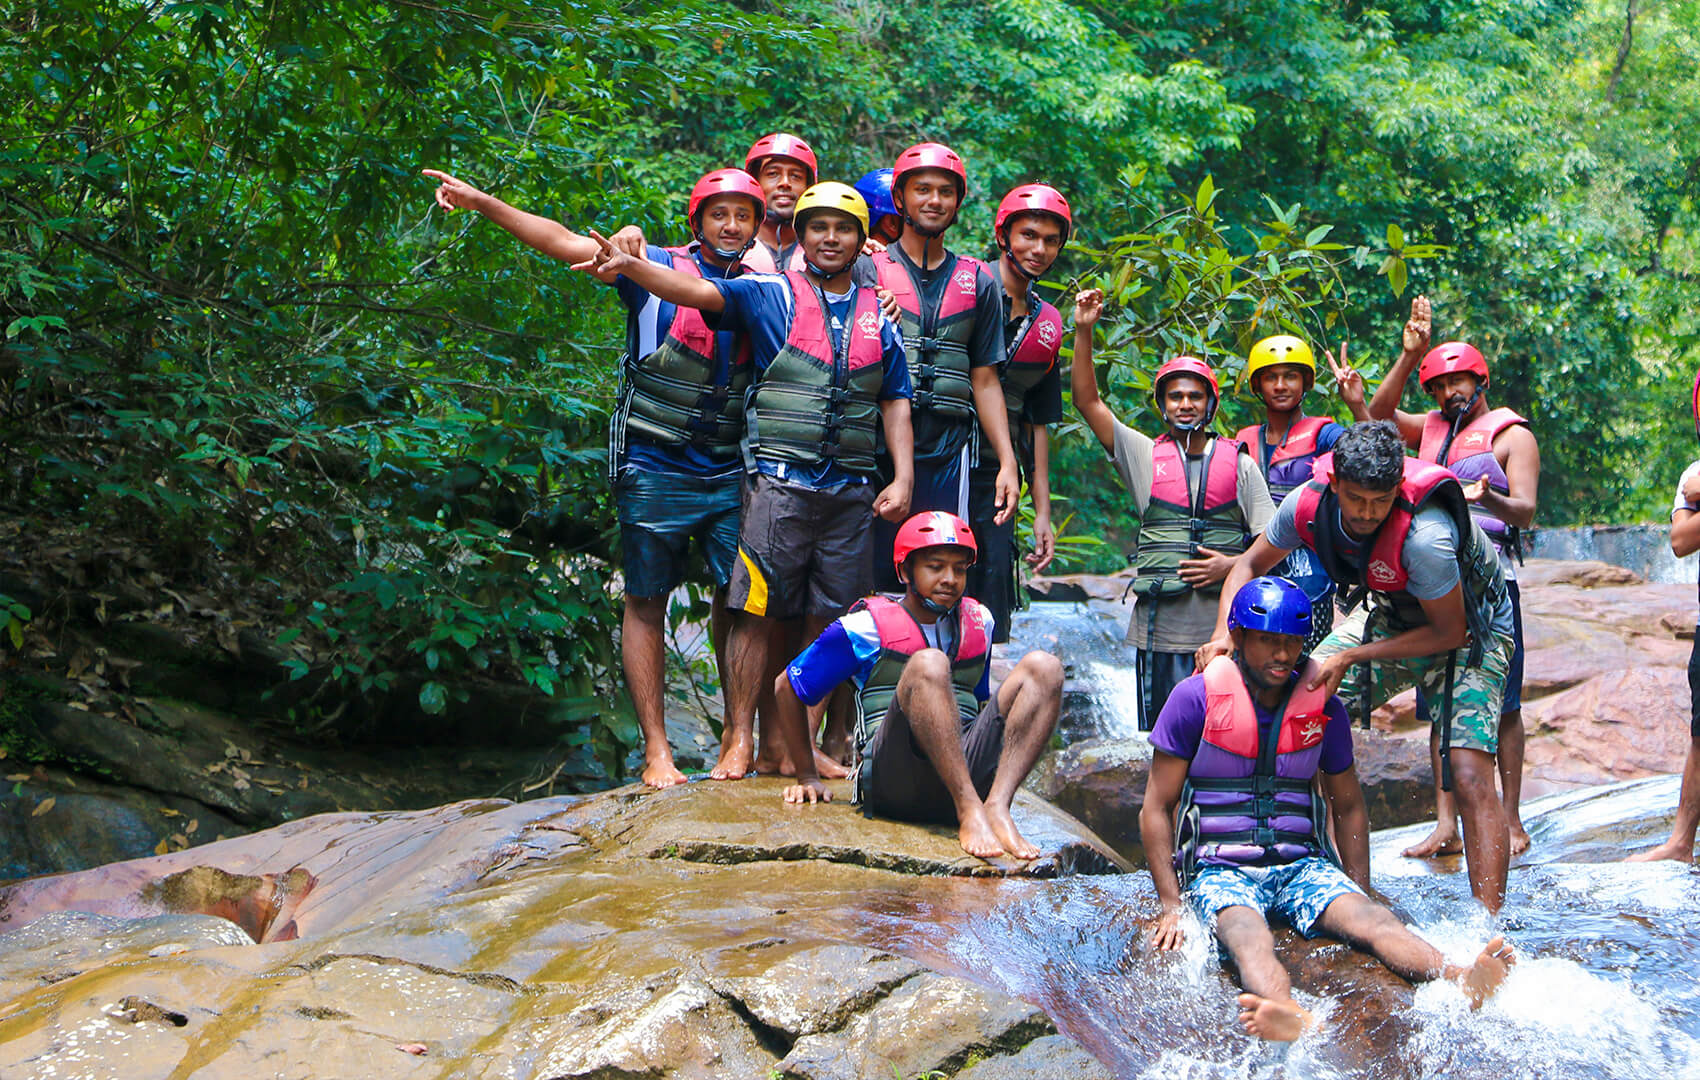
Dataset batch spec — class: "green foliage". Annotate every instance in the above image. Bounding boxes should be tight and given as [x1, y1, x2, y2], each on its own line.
[0, 593, 28, 650]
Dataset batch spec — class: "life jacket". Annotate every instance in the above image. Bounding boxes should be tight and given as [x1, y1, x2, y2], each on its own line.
[614, 247, 753, 459]
[739, 240, 805, 274]
[872, 249, 985, 423]
[1232, 414, 1332, 507]
[850, 594, 991, 801]
[1128, 436, 1250, 605]
[1289, 453, 1508, 664]
[744, 272, 887, 478]
[978, 293, 1064, 474]
[1173, 656, 1341, 885]
[1418, 406, 1527, 548]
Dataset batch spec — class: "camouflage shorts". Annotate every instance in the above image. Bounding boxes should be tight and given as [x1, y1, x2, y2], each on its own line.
[1312, 606, 1514, 754]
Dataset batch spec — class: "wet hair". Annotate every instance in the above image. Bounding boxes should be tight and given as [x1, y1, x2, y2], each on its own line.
[1331, 421, 1406, 491]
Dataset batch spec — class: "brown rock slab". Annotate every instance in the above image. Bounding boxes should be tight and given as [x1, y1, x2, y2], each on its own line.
[613, 778, 1131, 878]
[955, 1033, 1117, 1080]
[1523, 668, 1695, 787]
[707, 944, 924, 1038]
[777, 970, 1053, 1080]
[1025, 571, 1132, 604]
[1519, 559, 1645, 587]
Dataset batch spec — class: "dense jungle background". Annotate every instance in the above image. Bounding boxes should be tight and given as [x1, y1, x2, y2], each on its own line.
[2, 0, 1697, 783]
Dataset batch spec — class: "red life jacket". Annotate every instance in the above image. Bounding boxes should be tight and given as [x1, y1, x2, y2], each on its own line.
[744, 273, 887, 477]
[1417, 406, 1526, 544]
[616, 247, 753, 459]
[1174, 656, 1338, 881]
[1129, 435, 1250, 602]
[980, 295, 1063, 475]
[872, 249, 985, 422]
[740, 241, 805, 274]
[1231, 414, 1331, 507]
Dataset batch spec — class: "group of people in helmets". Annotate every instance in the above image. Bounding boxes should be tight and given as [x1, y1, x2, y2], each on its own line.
[424, 134, 1547, 1038]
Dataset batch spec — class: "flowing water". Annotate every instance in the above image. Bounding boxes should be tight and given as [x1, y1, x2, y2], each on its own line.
[901, 599, 1700, 1078]
[849, 776, 1700, 1079]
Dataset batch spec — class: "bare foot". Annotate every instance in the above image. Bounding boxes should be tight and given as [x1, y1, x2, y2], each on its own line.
[1507, 823, 1531, 856]
[984, 802, 1040, 860]
[810, 746, 849, 780]
[1626, 840, 1695, 863]
[820, 732, 852, 766]
[958, 806, 1006, 859]
[1236, 993, 1317, 1042]
[710, 731, 755, 780]
[752, 748, 786, 775]
[641, 756, 688, 789]
[1402, 824, 1463, 858]
[1456, 935, 1516, 1008]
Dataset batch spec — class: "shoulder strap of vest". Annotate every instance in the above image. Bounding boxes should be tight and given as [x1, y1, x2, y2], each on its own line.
[955, 597, 992, 660]
[1201, 656, 1257, 759]
[860, 595, 929, 654]
[1232, 424, 1261, 452]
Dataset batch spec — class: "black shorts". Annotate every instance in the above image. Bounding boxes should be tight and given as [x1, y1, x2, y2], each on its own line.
[728, 473, 875, 620]
[858, 697, 1005, 824]
[1688, 635, 1700, 739]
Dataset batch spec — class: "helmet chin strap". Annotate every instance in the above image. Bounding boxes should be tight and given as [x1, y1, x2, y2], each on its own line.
[1438, 380, 1487, 460]
[1001, 245, 1040, 282]
[697, 230, 755, 264]
[917, 594, 958, 615]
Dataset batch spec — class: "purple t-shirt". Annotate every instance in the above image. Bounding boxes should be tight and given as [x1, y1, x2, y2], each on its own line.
[1150, 672, 1355, 775]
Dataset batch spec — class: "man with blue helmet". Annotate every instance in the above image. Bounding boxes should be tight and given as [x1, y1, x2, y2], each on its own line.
[1141, 576, 1515, 1041]
[853, 168, 903, 245]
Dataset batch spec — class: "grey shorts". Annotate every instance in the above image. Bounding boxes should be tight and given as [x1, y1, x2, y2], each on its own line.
[857, 696, 1005, 824]
[728, 472, 876, 620]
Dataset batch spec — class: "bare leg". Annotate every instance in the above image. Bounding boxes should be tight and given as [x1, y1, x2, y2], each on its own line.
[1213, 906, 1314, 1042]
[897, 650, 1004, 858]
[1498, 709, 1530, 855]
[819, 685, 854, 764]
[754, 619, 800, 774]
[1317, 893, 1515, 1006]
[1451, 747, 1510, 914]
[710, 586, 732, 726]
[981, 651, 1063, 860]
[713, 611, 769, 780]
[754, 616, 848, 779]
[623, 595, 685, 788]
[1403, 724, 1463, 857]
[1627, 735, 1700, 863]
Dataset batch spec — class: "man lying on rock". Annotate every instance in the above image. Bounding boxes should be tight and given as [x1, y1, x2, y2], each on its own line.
[1142, 576, 1515, 1041]
[777, 511, 1063, 860]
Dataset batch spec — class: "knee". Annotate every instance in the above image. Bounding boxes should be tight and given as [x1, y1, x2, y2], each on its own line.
[1017, 650, 1065, 694]
[1214, 906, 1274, 951]
[902, 648, 952, 685]
[625, 595, 666, 623]
[1447, 749, 1500, 797]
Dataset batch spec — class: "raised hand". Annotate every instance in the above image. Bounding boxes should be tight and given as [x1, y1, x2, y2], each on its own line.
[1402, 294, 1432, 357]
[607, 224, 647, 257]
[1073, 287, 1104, 328]
[1325, 342, 1366, 410]
[422, 168, 486, 213]
[570, 229, 635, 284]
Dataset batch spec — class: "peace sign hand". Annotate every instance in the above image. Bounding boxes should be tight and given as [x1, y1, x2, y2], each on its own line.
[570, 229, 634, 284]
[1402, 294, 1432, 357]
[1325, 342, 1366, 409]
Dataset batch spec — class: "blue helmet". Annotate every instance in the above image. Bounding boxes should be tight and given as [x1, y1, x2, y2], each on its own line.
[853, 168, 898, 226]
[1227, 576, 1312, 637]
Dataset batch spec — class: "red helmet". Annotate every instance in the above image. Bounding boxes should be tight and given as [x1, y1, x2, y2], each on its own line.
[1153, 356, 1220, 428]
[744, 132, 818, 185]
[687, 168, 765, 225]
[892, 511, 978, 578]
[893, 142, 968, 201]
[995, 183, 1072, 243]
[1418, 342, 1488, 389]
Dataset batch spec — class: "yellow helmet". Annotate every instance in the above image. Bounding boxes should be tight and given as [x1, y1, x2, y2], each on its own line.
[1246, 335, 1316, 389]
[793, 182, 869, 240]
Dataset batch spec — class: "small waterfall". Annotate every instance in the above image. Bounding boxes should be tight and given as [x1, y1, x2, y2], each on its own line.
[1526, 524, 1698, 585]
[1004, 600, 1150, 741]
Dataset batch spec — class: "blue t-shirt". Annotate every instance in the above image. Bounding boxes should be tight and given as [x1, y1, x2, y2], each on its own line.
[614, 244, 743, 480]
[786, 602, 993, 706]
[1150, 671, 1355, 775]
[710, 273, 911, 490]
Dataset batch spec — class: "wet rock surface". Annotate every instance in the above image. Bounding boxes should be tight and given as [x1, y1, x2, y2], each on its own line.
[0, 779, 1122, 1078]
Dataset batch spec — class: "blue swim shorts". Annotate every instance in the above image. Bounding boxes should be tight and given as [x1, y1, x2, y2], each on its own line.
[1186, 856, 1363, 939]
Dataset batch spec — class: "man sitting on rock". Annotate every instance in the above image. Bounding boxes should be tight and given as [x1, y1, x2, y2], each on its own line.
[1143, 576, 1516, 1041]
[777, 512, 1063, 861]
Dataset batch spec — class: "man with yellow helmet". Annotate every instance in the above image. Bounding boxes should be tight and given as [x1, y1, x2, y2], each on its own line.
[1232, 334, 1353, 652]
[575, 181, 915, 783]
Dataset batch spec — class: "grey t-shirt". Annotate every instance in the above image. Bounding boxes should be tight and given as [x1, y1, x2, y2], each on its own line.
[1108, 419, 1275, 651]
[1265, 497, 1515, 637]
